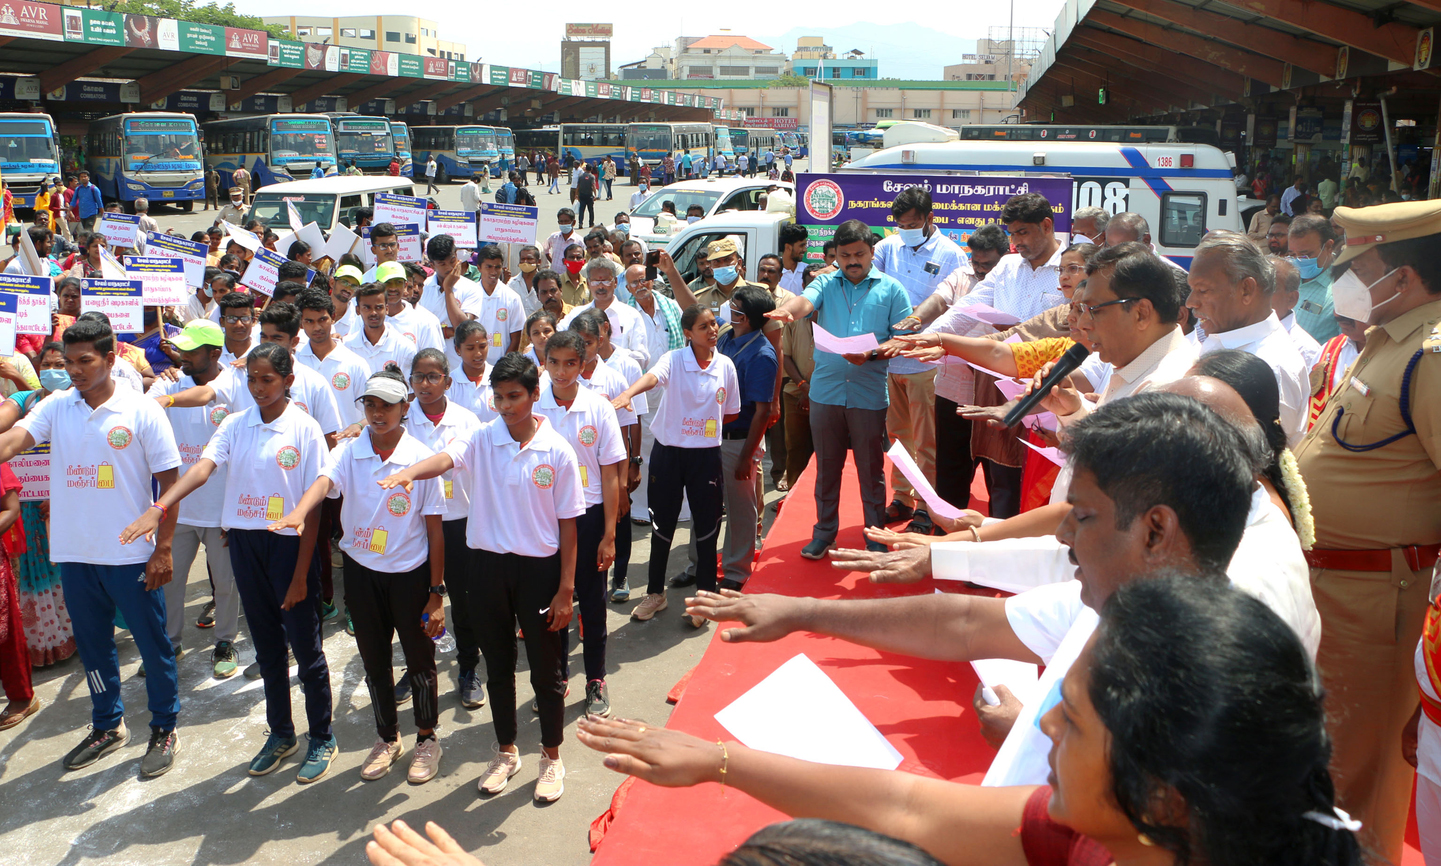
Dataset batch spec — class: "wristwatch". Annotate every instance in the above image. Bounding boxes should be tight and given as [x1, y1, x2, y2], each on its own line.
[629, 456, 644, 466]
[867, 349, 879, 361]
[428, 584, 448, 597]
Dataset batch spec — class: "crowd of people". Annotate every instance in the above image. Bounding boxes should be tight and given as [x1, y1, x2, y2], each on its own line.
[0, 154, 1437, 866]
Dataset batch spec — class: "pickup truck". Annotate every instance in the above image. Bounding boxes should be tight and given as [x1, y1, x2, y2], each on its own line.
[628, 176, 795, 250]
[655, 210, 794, 287]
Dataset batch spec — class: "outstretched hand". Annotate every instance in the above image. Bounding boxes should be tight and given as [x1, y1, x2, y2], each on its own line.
[577, 716, 725, 788]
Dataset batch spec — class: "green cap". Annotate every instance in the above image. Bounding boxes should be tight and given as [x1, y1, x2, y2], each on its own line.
[170, 319, 225, 351]
[334, 264, 364, 285]
[375, 261, 407, 284]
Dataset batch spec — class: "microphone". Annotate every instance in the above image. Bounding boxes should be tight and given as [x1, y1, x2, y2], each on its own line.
[1001, 342, 1090, 428]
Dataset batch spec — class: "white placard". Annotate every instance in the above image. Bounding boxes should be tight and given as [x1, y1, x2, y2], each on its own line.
[0, 293, 16, 356]
[221, 221, 262, 252]
[80, 279, 144, 333]
[885, 439, 966, 521]
[97, 213, 142, 249]
[124, 256, 188, 306]
[12, 441, 49, 502]
[428, 209, 478, 248]
[293, 221, 326, 256]
[144, 232, 207, 287]
[478, 202, 539, 245]
[16, 225, 45, 276]
[373, 192, 428, 226]
[0, 273, 53, 335]
[971, 658, 1040, 707]
[241, 248, 287, 297]
[321, 223, 361, 263]
[715, 654, 903, 771]
[812, 322, 880, 356]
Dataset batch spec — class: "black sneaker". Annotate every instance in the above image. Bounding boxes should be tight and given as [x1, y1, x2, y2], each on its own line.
[141, 727, 179, 778]
[196, 600, 216, 629]
[800, 539, 833, 560]
[458, 669, 485, 709]
[62, 721, 129, 770]
[394, 669, 412, 706]
[584, 679, 612, 718]
[668, 570, 697, 588]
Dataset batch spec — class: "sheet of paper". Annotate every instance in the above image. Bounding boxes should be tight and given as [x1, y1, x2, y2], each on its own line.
[1031, 411, 1058, 432]
[16, 225, 45, 276]
[992, 377, 1026, 401]
[1019, 437, 1065, 466]
[715, 654, 903, 771]
[957, 302, 1019, 327]
[322, 224, 361, 263]
[971, 658, 1040, 706]
[812, 323, 880, 356]
[221, 221, 262, 252]
[885, 440, 966, 521]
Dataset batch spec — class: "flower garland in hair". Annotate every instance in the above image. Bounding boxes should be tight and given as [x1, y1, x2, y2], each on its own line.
[1278, 447, 1314, 550]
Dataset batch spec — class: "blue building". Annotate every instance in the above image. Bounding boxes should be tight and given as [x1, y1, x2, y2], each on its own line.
[792, 58, 879, 80]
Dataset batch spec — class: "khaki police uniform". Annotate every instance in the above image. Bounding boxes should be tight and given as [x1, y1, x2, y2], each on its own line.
[1294, 200, 1441, 864]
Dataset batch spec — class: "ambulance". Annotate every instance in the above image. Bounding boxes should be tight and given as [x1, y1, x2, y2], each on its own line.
[846, 138, 1242, 267]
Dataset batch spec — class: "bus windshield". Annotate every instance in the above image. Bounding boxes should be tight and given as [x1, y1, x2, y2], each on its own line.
[0, 119, 57, 166]
[631, 126, 672, 151]
[335, 123, 393, 157]
[123, 118, 200, 171]
[456, 128, 495, 154]
[495, 130, 514, 152]
[248, 192, 336, 228]
[270, 119, 332, 160]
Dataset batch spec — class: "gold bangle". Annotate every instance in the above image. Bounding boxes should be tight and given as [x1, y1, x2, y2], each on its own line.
[166, 394, 176, 408]
[968, 526, 982, 544]
[717, 740, 729, 793]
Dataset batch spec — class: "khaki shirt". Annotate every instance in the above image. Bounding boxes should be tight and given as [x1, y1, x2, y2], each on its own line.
[560, 273, 590, 307]
[1295, 298, 1441, 549]
[781, 311, 815, 398]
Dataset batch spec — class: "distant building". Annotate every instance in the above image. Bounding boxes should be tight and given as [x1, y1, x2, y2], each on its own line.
[944, 32, 1042, 87]
[792, 48, 879, 81]
[791, 36, 833, 62]
[262, 15, 466, 61]
[672, 34, 789, 81]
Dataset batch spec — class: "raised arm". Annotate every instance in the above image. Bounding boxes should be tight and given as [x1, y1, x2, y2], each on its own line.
[120, 457, 219, 544]
[377, 452, 456, 492]
[0, 427, 37, 465]
[612, 371, 659, 413]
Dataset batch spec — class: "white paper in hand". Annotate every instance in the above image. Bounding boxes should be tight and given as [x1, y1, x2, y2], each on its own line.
[885, 440, 965, 521]
[812, 323, 880, 356]
[715, 654, 903, 771]
[971, 658, 1040, 707]
[1018, 437, 1065, 466]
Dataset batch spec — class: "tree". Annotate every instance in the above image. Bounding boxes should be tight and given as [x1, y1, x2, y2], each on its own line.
[108, 0, 289, 38]
[767, 74, 812, 88]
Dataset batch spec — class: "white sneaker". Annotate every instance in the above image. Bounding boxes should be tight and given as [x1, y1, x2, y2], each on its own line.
[360, 737, 403, 781]
[407, 737, 442, 784]
[477, 745, 522, 795]
[631, 592, 668, 621]
[535, 754, 565, 802]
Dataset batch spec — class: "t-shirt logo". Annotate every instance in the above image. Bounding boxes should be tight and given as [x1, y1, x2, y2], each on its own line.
[295, 400, 310, 415]
[578, 425, 597, 446]
[715, 386, 726, 405]
[386, 491, 412, 516]
[106, 426, 133, 449]
[532, 464, 555, 489]
[209, 406, 228, 426]
[332, 371, 351, 390]
[404, 332, 416, 344]
[276, 446, 301, 470]
[496, 308, 508, 321]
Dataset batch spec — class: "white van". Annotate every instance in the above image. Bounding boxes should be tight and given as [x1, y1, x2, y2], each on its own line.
[244, 176, 417, 234]
[847, 140, 1241, 266]
[627, 176, 795, 249]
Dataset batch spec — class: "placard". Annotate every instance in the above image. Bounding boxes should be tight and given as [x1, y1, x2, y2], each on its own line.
[372, 192, 428, 226]
[97, 213, 142, 249]
[479, 202, 539, 245]
[81, 279, 144, 333]
[0, 273, 52, 335]
[0, 294, 16, 357]
[124, 256, 188, 306]
[391, 224, 425, 262]
[12, 442, 49, 502]
[428, 209, 478, 247]
[145, 232, 207, 287]
[221, 221, 262, 252]
[321, 223, 362, 264]
[241, 248, 287, 297]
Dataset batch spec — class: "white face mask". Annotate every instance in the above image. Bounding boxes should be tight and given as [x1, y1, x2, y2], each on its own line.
[1332, 266, 1401, 323]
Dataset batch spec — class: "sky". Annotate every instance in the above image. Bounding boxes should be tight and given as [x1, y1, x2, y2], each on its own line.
[243, 0, 1070, 79]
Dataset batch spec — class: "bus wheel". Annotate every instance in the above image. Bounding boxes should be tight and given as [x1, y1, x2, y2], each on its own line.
[437, 166, 448, 185]
[180, 201, 193, 213]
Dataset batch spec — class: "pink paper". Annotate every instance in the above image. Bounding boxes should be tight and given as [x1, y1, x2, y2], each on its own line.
[1019, 437, 1065, 466]
[960, 303, 1020, 327]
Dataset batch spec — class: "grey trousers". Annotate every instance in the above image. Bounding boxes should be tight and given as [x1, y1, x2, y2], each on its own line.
[687, 437, 764, 583]
[166, 523, 240, 646]
[809, 401, 888, 544]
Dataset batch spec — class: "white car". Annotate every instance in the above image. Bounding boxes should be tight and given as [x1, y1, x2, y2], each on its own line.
[628, 177, 795, 248]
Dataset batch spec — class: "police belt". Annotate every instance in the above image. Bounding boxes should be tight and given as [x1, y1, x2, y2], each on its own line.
[1304, 544, 1441, 573]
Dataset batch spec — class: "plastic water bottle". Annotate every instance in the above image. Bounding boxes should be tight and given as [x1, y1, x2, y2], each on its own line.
[423, 614, 456, 653]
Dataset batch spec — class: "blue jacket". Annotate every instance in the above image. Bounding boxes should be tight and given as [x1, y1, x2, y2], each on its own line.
[75, 183, 104, 218]
[500, 182, 517, 204]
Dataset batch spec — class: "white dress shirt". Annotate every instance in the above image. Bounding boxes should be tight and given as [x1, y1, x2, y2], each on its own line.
[560, 300, 650, 368]
[874, 229, 968, 376]
[508, 273, 541, 316]
[1280, 312, 1322, 369]
[1199, 312, 1310, 446]
[924, 263, 992, 405]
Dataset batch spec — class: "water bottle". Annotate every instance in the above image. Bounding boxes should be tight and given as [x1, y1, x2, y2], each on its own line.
[423, 614, 456, 653]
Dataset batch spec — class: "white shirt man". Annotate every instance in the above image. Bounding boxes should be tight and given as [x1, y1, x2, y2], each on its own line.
[425, 157, 437, 180]
[543, 225, 581, 268]
[418, 270, 485, 371]
[296, 339, 372, 428]
[1280, 311, 1323, 368]
[459, 178, 482, 213]
[344, 321, 418, 376]
[629, 186, 651, 211]
[387, 301, 446, 353]
[474, 278, 525, 365]
[1199, 312, 1310, 446]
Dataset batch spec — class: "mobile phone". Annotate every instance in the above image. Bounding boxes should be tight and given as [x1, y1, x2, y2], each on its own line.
[646, 250, 661, 267]
[645, 265, 657, 281]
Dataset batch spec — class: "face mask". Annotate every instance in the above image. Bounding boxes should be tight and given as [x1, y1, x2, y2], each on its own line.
[1071, 233, 1094, 245]
[1332, 267, 1401, 323]
[560, 224, 573, 235]
[39, 368, 70, 391]
[519, 262, 538, 273]
[687, 215, 701, 224]
[615, 224, 629, 235]
[898, 226, 927, 246]
[564, 260, 584, 276]
[712, 265, 738, 285]
[1290, 256, 1324, 281]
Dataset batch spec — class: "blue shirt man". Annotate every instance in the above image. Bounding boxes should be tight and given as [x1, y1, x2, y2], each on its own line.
[499, 179, 517, 204]
[772, 219, 912, 557]
[74, 174, 104, 221]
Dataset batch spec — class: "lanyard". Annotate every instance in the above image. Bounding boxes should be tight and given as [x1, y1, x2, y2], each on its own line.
[1330, 349, 1421, 452]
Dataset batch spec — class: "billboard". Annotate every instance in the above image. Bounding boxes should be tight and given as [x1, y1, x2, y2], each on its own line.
[565, 23, 612, 38]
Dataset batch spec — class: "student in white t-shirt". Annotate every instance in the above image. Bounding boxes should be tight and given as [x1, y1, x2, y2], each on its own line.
[0, 317, 184, 778]
[124, 343, 338, 784]
[471, 245, 525, 363]
[294, 288, 373, 431]
[536, 331, 627, 719]
[379, 353, 584, 804]
[444, 321, 497, 422]
[344, 282, 418, 376]
[383, 264, 445, 352]
[612, 306, 739, 625]
[403, 348, 484, 711]
[272, 365, 447, 786]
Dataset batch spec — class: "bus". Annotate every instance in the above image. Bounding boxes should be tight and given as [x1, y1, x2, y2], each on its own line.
[494, 126, 515, 174]
[780, 130, 809, 158]
[0, 113, 60, 209]
[412, 125, 500, 182]
[712, 126, 737, 161]
[86, 112, 204, 210]
[389, 121, 413, 178]
[745, 128, 780, 161]
[327, 114, 395, 173]
[514, 126, 557, 156]
[558, 123, 629, 173]
[626, 122, 713, 167]
[202, 114, 336, 191]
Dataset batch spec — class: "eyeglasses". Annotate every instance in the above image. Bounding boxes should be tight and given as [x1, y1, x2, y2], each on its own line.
[1078, 297, 1136, 318]
[1060, 264, 1086, 275]
[410, 373, 446, 385]
[220, 315, 254, 325]
[374, 241, 399, 251]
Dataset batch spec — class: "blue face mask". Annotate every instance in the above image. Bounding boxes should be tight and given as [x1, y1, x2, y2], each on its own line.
[39, 368, 70, 391]
[615, 223, 629, 235]
[712, 265, 738, 285]
[1291, 256, 1323, 280]
[898, 226, 927, 247]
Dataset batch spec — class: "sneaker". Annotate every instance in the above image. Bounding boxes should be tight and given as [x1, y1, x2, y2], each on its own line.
[212, 641, 239, 679]
[360, 737, 404, 781]
[476, 745, 522, 794]
[345, 611, 355, 636]
[800, 539, 832, 560]
[668, 570, 697, 588]
[408, 735, 442, 784]
[883, 500, 914, 523]
[609, 577, 631, 604]
[394, 670, 412, 706]
[247, 732, 299, 776]
[458, 669, 486, 709]
[631, 592, 669, 621]
[535, 754, 565, 802]
[62, 722, 129, 770]
[531, 683, 571, 714]
[0, 695, 41, 731]
[196, 601, 216, 629]
[584, 680, 611, 718]
[296, 734, 338, 785]
[141, 727, 179, 778]
[139, 644, 185, 678]
[320, 600, 339, 622]
[243, 661, 262, 680]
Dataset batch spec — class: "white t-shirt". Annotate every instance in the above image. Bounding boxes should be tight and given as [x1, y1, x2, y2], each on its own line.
[404, 398, 482, 520]
[113, 357, 145, 391]
[647, 348, 740, 448]
[387, 303, 445, 354]
[200, 401, 327, 534]
[474, 281, 525, 364]
[446, 371, 497, 422]
[17, 386, 181, 565]
[534, 383, 627, 507]
[295, 341, 373, 428]
[560, 301, 651, 368]
[322, 430, 446, 572]
[578, 357, 646, 425]
[344, 323, 418, 377]
[417, 273, 486, 372]
[147, 374, 231, 528]
[212, 361, 342, 436]
[443, 415, 586, 557]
